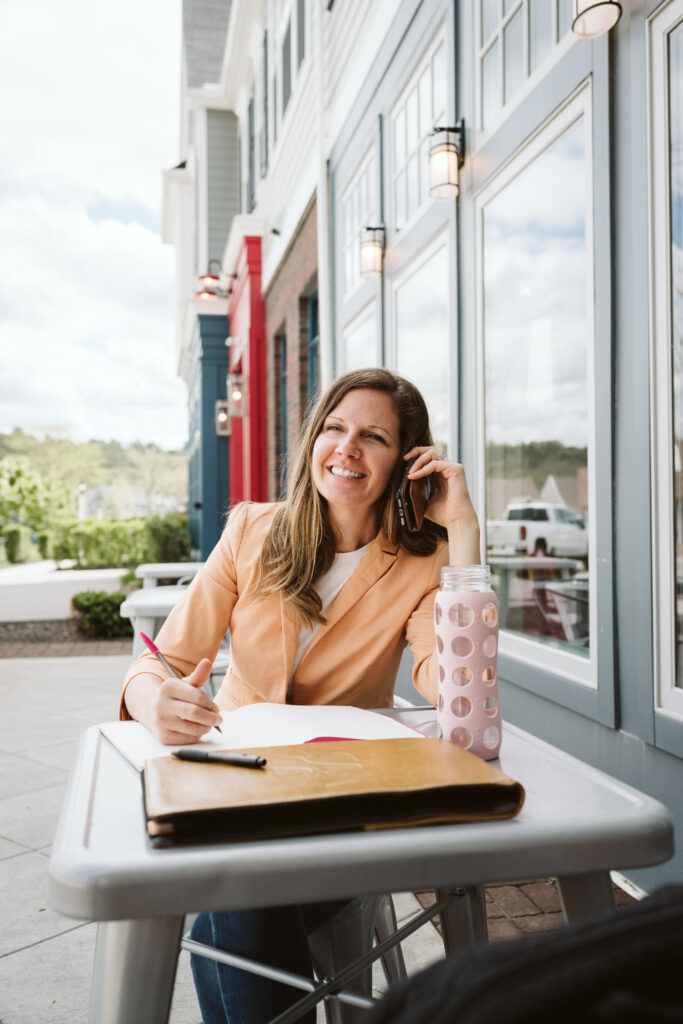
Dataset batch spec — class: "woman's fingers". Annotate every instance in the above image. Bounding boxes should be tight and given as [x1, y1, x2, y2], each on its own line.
[404, 447, 446, 477]
[153, 659, 222, 743]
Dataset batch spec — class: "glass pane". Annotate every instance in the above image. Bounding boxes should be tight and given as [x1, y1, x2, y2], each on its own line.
[482, 40, 501, 131]
[406, 88, 419, 155]
[343, 198, 352, 247]
[406, 153, 419, 221]
[432, 44, 447, 121]
[395, 171, 407, 229]
[504, 0, 519, 12]
[419, 68, 432, 137]
[396, 242, 450, 452]
[344, 246, 352, 296]
[670, 23, 683, 687]
[504, 8, 525, 104]
[558, 0, 573, 38]
[359, 173, 368, 223]
[420, 136, 431, 206]
[481, 0, 500, 45]
[529, 0, 553, 73]
[394, 108, 406, 171]
[367, 157, 377, 221]
[344, 307, 378, 371]
[483, 117, 590, 657]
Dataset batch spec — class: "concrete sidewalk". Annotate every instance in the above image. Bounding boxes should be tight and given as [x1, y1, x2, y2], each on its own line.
[0, 561, 126, 622]
[0, 649, 634, 1023]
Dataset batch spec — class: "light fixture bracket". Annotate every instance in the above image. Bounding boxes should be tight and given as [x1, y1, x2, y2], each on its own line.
[431, 120, 465, 168]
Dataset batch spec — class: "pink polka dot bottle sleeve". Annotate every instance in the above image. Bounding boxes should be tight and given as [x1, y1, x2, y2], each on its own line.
[434, 565, 502, 760]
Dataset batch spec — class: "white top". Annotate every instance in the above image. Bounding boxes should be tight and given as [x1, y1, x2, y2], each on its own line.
[290, 542, 371, 683]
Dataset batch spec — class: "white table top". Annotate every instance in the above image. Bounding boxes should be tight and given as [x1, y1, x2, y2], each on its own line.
[120, 586, 188, 619]
[135, 563, 203, 581]
[48, 710, 673, 923]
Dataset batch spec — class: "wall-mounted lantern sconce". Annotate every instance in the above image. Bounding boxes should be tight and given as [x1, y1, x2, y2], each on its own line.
[195, 259, 224, 299]
[429, 121, 465, 200]
[228, 374, 246, 417]
[359, 226, 385, 279]
[215, 399, 231, 436]
[572, 0, 622, 38]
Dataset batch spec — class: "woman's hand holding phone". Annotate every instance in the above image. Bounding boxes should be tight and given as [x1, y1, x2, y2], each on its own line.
[402, 446, 481, 564]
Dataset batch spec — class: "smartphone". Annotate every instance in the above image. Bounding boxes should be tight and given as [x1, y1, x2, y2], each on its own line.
[396, 457, 433, 532]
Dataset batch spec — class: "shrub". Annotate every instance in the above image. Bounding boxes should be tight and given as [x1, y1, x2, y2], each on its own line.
[144, 514, 191, 562]
[37, 531, 53, 558]
[5, 525, 30, 563]
[71, 591, 134, 638]
[52, 514, 191, 568]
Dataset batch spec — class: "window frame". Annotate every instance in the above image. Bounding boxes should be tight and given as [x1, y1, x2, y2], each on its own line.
[472, 74, 616, 723]
[649, 0, 683, 724]
[388, 24, 448, 240]
[475, 0, 576, 145]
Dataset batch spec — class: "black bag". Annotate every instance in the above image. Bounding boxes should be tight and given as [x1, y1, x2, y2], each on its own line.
[366, 884, 683, 1023]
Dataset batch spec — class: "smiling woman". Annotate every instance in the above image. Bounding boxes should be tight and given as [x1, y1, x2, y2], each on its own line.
[120, 366, 481, 1024]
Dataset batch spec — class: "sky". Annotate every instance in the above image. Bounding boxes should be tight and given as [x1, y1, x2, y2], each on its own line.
[0, 0, 189, 451]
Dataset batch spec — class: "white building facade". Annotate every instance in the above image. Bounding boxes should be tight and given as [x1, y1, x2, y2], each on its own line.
[168, 0, 683, 890]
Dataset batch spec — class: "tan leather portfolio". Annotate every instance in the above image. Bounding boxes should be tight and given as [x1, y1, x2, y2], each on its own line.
[142, 737, 525, 846]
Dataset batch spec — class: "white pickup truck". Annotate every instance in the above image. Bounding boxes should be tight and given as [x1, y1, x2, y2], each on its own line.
[486, 502, 588, 558]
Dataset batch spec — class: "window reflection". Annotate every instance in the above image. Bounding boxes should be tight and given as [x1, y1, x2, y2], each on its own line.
[483, 116, 590, 656]
[395, 240, 449, 452]
[669, 23, 683, 687]
[343, 304, 378, 371]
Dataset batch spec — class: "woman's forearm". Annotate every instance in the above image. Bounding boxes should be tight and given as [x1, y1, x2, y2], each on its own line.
[447, 515, 481, 566]
[123, 672, 164, 728]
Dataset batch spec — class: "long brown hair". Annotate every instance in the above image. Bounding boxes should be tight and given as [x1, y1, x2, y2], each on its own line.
[255, 368, 446, 626]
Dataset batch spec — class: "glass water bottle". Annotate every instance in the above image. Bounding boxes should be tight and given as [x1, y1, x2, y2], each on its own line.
[434, 565, 502, 760]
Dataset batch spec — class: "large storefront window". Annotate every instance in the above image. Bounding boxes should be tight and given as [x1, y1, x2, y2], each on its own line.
[482, 109, 591, 664]
[394, 237, 450, 452]
[651, 1, 683, 717]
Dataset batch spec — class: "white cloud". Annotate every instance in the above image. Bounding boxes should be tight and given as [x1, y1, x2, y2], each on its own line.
[0, 0, 186, 449]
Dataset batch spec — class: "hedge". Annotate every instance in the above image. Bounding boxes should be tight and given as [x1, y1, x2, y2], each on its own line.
[37, 531, 53, 558]
[5, 525, 30, 563]
[53, 514, 191, 568]
[71, 591, 134, 638]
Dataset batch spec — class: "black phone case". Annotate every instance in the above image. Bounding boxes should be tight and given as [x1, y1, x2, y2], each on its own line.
[396, 458, 433, 532]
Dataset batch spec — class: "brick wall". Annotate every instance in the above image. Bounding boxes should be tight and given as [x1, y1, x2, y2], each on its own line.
[264, 195, 319, 500]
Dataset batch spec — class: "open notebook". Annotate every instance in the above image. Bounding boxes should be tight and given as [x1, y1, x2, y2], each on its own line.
[99, 703, 423, 772]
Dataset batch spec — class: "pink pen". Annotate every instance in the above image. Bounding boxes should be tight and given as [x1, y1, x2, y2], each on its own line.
[139, 632, 222, 733]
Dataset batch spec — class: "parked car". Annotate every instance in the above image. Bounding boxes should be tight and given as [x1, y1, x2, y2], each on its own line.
[486, 502, 588, 558]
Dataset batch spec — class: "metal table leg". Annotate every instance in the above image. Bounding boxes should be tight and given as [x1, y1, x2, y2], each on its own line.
[89, 916, 185, 1024]
[437, 885, 488, 951]
[557, 871, 616, 923]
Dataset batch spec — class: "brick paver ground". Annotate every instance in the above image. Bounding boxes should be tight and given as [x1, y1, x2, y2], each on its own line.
[416, 878, 634, 941]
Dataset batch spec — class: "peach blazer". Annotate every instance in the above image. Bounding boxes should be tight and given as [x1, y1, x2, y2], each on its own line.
[120, 501, 448, 717]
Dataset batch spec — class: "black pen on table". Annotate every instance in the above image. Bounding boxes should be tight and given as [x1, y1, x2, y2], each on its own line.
[173, 749, 267, 770]
[139, 631, 222, 734]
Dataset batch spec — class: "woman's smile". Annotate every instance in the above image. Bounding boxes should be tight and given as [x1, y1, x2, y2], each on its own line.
[312, 389, 401, 523]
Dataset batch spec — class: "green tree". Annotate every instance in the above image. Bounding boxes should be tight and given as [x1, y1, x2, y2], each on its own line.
[0, 456, 71, 533]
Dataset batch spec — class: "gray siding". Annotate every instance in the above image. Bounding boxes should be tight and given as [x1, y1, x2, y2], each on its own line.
[206, 110, 240, 264]
[183, 0, 232, 88]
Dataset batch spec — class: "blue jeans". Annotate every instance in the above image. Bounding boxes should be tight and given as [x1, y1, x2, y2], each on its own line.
[190, 903, 346, 1024]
